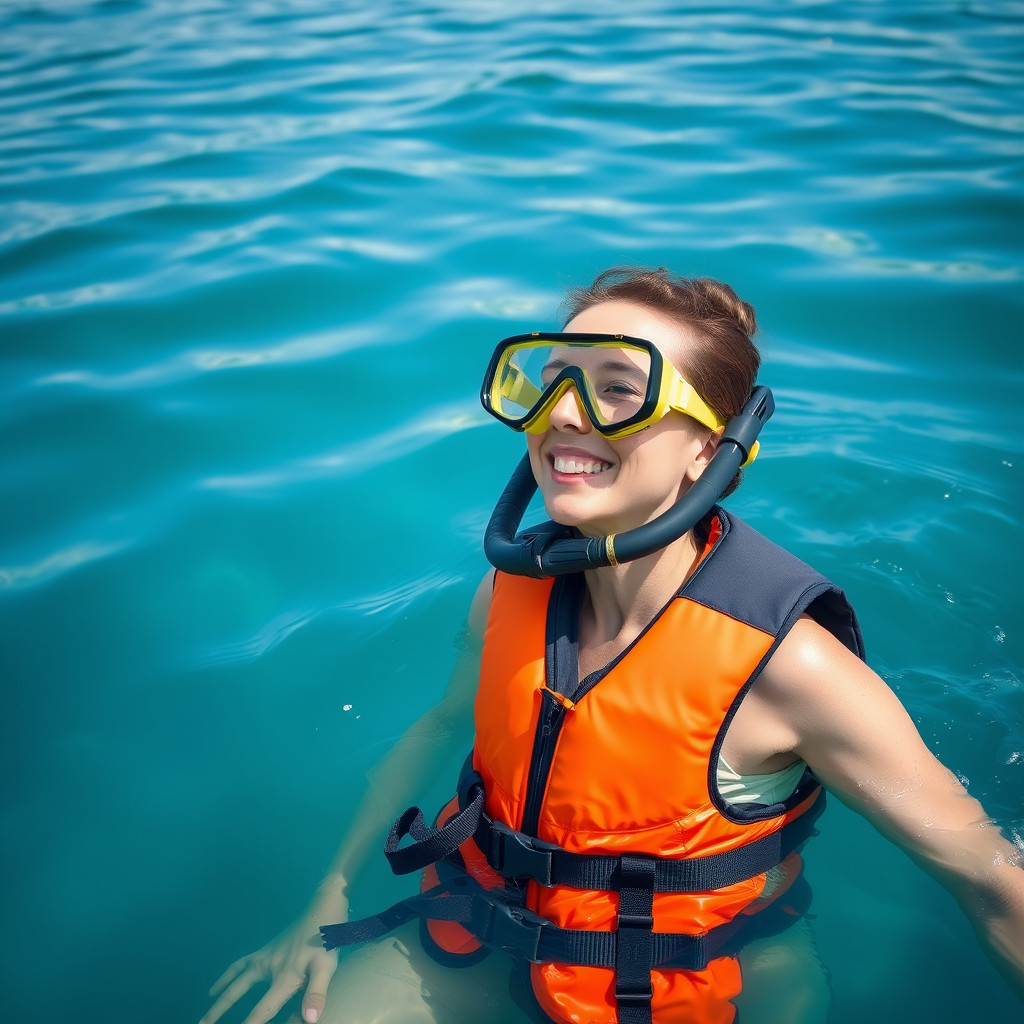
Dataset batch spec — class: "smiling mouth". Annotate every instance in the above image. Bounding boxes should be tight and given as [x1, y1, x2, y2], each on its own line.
[551, 455, 613, 476]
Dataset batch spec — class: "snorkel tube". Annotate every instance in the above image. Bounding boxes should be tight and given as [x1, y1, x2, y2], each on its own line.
[484, 386, 774, 578]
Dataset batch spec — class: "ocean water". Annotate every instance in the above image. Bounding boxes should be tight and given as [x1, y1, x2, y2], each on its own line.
[1, 1, 1021, 1021]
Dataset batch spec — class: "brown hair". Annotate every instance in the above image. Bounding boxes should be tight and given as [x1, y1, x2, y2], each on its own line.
[561, 267, 761, 497]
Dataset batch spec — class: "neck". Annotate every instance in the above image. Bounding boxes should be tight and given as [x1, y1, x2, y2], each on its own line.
[579, 529, 704, 653]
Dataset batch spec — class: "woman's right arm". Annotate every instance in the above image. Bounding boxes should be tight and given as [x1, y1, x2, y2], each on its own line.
[199, 571, 494, 1024]
[758, 616, 1024, 1002]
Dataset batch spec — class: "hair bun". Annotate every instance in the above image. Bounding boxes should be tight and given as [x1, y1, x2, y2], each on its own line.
[690, 277, 758, 339]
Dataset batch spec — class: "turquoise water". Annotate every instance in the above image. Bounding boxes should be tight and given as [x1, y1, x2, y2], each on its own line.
[1, 1, 1021, 1021]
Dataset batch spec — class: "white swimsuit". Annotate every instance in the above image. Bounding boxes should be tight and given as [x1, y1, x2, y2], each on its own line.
[717, 755, 807, 808]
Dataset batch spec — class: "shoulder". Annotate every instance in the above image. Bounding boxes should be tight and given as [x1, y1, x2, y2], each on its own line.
[759, 614, 887, 718]
[757, 615, 934, 795]
[692, 511, 864, 657]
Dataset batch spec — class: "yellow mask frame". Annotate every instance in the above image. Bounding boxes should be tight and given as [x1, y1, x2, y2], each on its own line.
[481, 333, 757, 465]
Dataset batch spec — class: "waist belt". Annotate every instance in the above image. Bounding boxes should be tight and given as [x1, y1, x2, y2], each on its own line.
[381, 765, 824, 893]
[320, 867, 812, 970]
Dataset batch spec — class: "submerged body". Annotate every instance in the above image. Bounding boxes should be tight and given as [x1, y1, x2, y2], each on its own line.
[201, 271, 1024, 1024]
[413, 511, 860, 1023]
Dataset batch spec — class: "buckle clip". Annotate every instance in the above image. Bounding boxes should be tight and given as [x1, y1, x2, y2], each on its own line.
[480, 898, 549, 962]
[489, 821, 559, 885]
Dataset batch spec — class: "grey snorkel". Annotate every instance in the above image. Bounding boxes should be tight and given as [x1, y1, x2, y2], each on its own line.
[483, 385, 774, 578]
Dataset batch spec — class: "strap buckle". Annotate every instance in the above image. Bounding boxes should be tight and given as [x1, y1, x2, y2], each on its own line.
[617, 909, 654, 931]
[615, 988, 655, 1007]
[489, 820, 560, 885]
[476, 896, 550, 962]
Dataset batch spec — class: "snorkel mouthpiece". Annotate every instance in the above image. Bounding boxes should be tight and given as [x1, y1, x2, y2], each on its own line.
[483, 386, 774, 578]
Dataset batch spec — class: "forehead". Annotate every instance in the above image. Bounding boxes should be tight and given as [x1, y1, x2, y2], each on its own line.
[563, 300, 694, 371]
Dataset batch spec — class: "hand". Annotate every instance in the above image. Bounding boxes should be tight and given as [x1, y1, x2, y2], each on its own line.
[199, 899, 346, 1024]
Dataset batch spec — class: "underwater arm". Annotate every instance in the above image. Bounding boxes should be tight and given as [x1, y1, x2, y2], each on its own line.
[319, 570, 491, 907]
[760, 618, 1024, 1002]
[199, 571, 492, 1024]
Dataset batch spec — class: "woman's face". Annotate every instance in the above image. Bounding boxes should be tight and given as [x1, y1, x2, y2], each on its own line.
[526, 300, 717, 538]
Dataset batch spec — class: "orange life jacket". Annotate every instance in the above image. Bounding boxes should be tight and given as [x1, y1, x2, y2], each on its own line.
[422, 511, 863, 1024]
[322, 510, 863, 1024]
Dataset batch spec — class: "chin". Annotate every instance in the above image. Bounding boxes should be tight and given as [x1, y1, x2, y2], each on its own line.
[543, 496, 593, 530]
[548, 491, 680, 539]
[542, 497, 619, 537]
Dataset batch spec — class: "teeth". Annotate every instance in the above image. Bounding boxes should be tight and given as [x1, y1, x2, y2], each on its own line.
[553, 456, 611, 475]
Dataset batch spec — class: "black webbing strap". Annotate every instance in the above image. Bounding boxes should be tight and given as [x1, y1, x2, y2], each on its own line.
[384, 749, 823, 889]
[474, 791, 825, 892]
[383, 785, 485, 876]
[320, 879, 542, 953]
[615, 854, 656, 1024]
[321, 871, 778, 972]
[320, 884, 449, 948]
[381, 782, 822, 888]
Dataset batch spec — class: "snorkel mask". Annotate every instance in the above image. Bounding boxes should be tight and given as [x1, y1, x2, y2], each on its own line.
[480, 332, 774, 577]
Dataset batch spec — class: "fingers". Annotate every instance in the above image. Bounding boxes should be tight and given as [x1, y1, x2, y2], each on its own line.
[301, 953, 338, 1024]
[200, 965, 261, 1024]
[209, 955, 250, 998]
[239, 971, 304, 1024]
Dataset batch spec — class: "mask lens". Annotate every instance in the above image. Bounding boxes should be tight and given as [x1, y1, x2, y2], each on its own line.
[495, 340, 653, 428]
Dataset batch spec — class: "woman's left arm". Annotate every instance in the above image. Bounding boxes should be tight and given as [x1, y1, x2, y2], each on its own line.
[759, 617, 1024, 1001]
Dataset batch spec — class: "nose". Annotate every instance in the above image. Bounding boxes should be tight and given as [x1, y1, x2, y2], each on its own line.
[546, 383, 592, 433]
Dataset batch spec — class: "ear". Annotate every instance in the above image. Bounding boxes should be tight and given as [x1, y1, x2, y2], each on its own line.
[683, 427, 722, 483]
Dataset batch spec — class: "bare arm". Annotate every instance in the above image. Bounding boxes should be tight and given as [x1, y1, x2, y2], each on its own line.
[758, 618, 1024, 1001]
[200, 571, 494, 1024]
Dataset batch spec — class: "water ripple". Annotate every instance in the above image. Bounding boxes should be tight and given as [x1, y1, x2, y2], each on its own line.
[0, 539, 128, 592]
[195, 568, 463, 668]
[32, 324, 381, 389]
[200, 401, 487, 495]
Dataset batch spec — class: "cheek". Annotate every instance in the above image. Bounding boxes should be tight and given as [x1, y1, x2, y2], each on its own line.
[619, 431, 699, 487]
[526, 434, 545, 474]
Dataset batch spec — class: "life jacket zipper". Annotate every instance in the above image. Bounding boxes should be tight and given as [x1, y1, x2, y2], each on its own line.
[540, 685, 576, 712]
[521, 686, 570, 837]
[520, 574, 581, 839]
[517, 514, 726, 841]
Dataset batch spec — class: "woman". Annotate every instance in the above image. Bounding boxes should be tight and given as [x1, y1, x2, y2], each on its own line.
[201, 269, 1024, 1024]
